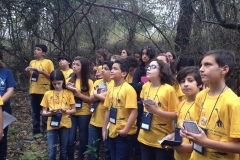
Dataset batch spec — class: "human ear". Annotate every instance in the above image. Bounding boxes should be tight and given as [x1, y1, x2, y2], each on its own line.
[221, 65, 229, 75]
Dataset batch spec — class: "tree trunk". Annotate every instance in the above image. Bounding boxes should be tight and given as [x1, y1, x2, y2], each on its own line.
[174, 0, 193, 54]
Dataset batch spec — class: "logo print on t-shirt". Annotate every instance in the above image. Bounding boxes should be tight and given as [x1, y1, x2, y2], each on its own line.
[214, 108, 224, 129]
[0, 78, 6, 94]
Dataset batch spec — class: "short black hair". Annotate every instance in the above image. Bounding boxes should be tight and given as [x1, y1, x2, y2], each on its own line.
[58, 54, 72, 67]
[176, 57, 194, 72]
[35, 44, 48, 53]
[125, 56, 138, 68]
[177, 66, 203, 87]
[199, 49, 235, 79]
[50, 69, 66, 90]
[102, 61, 113, 70]
[114, 60, 129, 73]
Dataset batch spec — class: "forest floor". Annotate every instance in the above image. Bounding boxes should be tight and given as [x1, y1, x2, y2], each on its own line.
[6, 90, 138, 160]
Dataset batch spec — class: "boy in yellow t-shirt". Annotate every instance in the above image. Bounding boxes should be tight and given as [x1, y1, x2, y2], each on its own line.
[58, 54, 73, 82]
[125, 56, 138, 84]
[162, 66, 203, 160]
[88, 61, 114, 160]
[181, 49, 240, 160]
[102, 60, 138, 160]
[25, 44, 54, 140]
[0, 96, 3, 141]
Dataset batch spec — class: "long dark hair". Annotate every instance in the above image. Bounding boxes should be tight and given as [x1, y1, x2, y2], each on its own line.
[50, 69, 66, 90]
[139, 46, 156, 76]
[154, 59, 176, 85]
[70, 57, 90, 92]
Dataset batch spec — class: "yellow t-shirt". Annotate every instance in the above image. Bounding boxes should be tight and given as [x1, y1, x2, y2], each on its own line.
[125, 74, 133, 84]
[173, 83, 185, 101]
[138, 82, 179, 148]
[90, 79, 114, 127]
[72, 79, 94, 116]
[175, 100, 199, 160]
[0, 96, 3, 105]
[61, 69, 73, 82]
[189, 88, 240, 160]
[40, 89, 75, 130]
[29, 59, 54, 94]
[103, 82, 138, 138]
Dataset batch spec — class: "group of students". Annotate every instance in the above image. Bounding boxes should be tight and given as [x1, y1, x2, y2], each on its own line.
[0, 43, 240, 160]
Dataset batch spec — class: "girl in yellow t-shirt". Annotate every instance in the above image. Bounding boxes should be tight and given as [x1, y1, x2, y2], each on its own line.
[93, 49, 109, 79]
[67, 57, 94, 160]
[162, 66, 202, 160]
[41, 69, 76, 160]
[138, 59, 179, 160]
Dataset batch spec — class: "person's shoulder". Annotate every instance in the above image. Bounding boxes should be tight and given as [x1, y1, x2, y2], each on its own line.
[88, 79, 94, 84]
[44, 59, 53, 63]
[44, 90, 53, 95]
[63, 89, 74, 95]
[123, 82, 136, 91]
[222, 88, 238, 104]
[142, 81, 151, 89]
[161, 83, 175, 91]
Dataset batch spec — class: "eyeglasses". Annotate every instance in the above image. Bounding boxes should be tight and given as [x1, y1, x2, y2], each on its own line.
[145, 65, 159, 71]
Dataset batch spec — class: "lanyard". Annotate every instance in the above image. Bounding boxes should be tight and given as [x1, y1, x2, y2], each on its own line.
[111, 82, 124, 108]
[146, 84, 161, 106]
[200, 85, 226, 127]
[178, 100, 195, 120]
[34, 59, 44, 69]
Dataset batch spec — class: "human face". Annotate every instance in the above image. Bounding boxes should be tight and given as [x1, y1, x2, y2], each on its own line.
[34, 47, 45, 60]
[129, 67, 136, 76]
[157, 55, 169, 66]
[110, 63, 126, 80]
[102, 64, 111, 80]
[97, 54, 104, 63]
[180, 74, 200, 97]
[199, 55, 224, 84]
[59, 59, 70, 70]
[166, 52, 173, 60]
[134, 53, 140, 62]
[121, 50, 128, 59]
[52, 80, 64, 92]
[72, 60, 82, 74]
[146, 61, 160, 80]
[142, 49, 150, 64]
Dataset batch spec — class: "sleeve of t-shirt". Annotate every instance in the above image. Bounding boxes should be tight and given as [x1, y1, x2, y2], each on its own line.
[88, 80, 94, 96]
[140, 83, 145, 100]
[6, 69, 17, 88]
[40, 93, 49, 108]
[103, 89, 111, 110]
[167, 87, 179, 112]
[47, 60, 54, 74]
[230, 100, 240, 138]
[0, 96, 3, 105]
[69, 91, 75, 105]
[125, 86, 137, 109]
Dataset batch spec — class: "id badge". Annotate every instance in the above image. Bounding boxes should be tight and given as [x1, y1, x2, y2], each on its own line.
[109, 107, 117, 124]
[31, 72, 39, 82]
[141, 112, 153, 131]
[74, 97, 82, 108]
[174, 128, 182, 141]
[90, 101, 100, 113]
[50, 113, 62, 127]
[193, 128, 208, 155]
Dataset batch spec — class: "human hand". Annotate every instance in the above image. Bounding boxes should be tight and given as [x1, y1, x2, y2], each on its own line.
[117, 129, 128, 137]
[185, 127, 209, 147]
[144, 101, 158, 114]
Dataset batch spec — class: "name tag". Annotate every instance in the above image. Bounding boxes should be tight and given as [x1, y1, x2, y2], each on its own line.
[141, 112, 153, 131]
[31, 72, 39, 82]
[193, 128, 207, 155]
[74, 97, 82, 108]
[50, 113, 62, 127]
[109, 107, 117, 124]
